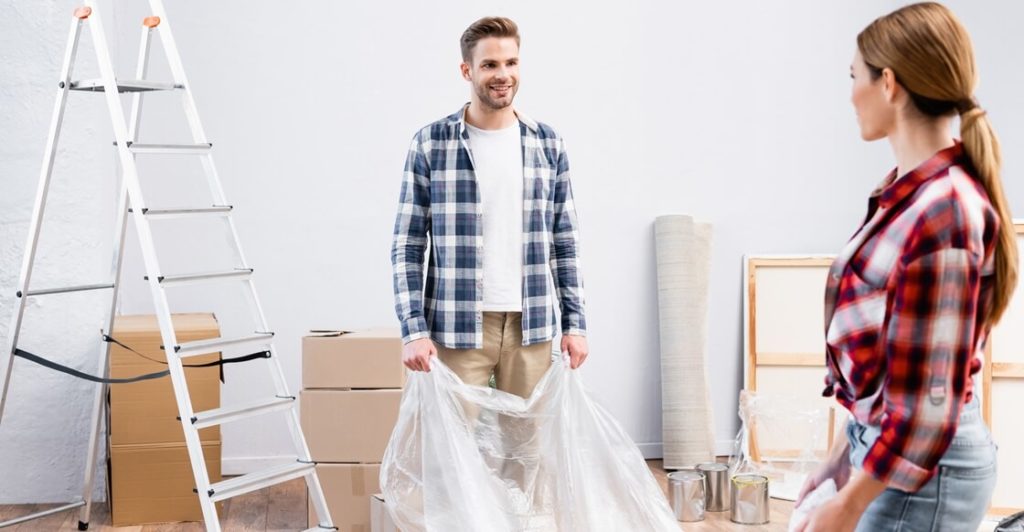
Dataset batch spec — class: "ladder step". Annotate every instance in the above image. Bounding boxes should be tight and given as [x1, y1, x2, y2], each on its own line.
[121, 142, 212, 154]
[68, 78, 181, 92]
[191, 395, 295, 429]
[207, 460, 315, 503]
[132, 206, 233, 219]
[145, 268, 253, 287]
[19, 283, 115, 298]
[174, 332, 274, 358]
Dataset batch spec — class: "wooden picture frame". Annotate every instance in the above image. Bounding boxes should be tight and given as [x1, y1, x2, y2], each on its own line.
[983, 222, 1024, 516]
[742, 255, 837, 462]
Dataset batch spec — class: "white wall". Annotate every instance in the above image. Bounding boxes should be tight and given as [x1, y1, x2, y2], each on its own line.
[2, 0, 1023, 502]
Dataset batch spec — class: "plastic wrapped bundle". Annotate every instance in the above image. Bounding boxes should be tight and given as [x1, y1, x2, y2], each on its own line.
[733, 390, 833, 501]
[380, 357, 678, 532]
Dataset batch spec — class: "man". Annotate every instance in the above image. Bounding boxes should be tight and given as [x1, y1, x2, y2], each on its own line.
[391, 16, 588, 399]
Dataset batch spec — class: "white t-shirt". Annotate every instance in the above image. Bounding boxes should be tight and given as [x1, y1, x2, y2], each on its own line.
[466, 122, 524, 312]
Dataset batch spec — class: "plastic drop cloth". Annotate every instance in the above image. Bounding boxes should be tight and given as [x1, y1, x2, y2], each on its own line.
[380, 356, 678, 532]
[732, 390, 833, 501]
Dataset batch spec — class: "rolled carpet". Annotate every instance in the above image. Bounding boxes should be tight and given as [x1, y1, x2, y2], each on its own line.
[654, 215, 716, 468]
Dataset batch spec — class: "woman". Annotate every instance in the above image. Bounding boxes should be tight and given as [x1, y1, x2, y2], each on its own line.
[795, 3, 1017, 531]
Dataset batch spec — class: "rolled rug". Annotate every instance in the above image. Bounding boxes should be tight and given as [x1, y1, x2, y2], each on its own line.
[654, 215, 716, 468]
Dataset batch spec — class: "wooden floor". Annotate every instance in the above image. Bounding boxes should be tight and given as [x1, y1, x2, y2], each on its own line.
[0, 460, 792, 531]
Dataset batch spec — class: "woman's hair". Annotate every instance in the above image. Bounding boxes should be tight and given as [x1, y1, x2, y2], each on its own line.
[858, 2, 1018, 326]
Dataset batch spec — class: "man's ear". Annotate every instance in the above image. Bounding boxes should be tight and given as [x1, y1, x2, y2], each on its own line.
[460, 62, 472, 81]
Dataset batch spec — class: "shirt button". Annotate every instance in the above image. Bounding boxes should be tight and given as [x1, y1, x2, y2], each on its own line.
[832, 273, 841, 281]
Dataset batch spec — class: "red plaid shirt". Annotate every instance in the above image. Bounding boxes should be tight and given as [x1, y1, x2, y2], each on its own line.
[823, 143, 999, 493]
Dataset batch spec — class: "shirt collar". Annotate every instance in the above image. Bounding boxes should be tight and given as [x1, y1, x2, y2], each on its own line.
[874, 142, 965, 209]
[448, 103, 538, 139]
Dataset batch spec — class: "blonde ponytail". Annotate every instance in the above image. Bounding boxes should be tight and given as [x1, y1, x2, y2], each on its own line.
[960, 104, 1018, 325]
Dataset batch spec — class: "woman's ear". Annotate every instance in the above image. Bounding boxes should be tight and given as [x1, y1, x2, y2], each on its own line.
[881, 67, 899, 103]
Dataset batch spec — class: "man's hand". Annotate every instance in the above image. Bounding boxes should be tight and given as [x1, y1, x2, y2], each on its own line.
[561, 334, 589, 369]
[402, 338, 437, 372]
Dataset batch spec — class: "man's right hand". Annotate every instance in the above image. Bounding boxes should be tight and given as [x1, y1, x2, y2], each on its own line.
[402, 338, 437, 372]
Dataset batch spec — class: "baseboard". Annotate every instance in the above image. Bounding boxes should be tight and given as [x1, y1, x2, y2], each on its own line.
[636, 442, 664, 459]
[638, 439, 737, 461]
[227, 440, 737, 473]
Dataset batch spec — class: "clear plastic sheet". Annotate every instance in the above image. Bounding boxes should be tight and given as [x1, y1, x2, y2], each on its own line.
[732, 390, 832, 501]
[380, 356, 679, 532]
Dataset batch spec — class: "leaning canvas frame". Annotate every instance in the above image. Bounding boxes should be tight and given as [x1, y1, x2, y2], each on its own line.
[984, 222, 1024, 516]
[742, 255, 837, 463]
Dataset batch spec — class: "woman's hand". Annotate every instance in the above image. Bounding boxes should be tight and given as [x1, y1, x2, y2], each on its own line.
[796, 429, 851, 507]
[795, 470, 887, 532]
[792, 496, 860, 532]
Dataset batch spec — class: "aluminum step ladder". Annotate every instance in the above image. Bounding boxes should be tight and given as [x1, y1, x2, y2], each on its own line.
[0, 2, 334, 530]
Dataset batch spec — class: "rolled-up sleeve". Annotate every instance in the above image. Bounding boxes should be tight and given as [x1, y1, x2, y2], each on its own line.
[862, 247, 981, 492]
[390, 134, 432, 344]
[548, 139, 587, 336]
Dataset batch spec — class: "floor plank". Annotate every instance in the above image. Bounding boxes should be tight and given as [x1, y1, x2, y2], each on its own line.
[265, 479, 307, 531]
[0, 463, 794, 531]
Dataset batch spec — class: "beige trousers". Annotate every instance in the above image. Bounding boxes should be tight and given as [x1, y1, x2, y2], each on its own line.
[435, 312, 552, 399]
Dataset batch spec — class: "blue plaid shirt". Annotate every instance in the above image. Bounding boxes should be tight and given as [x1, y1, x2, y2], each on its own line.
[391, 106, 587, 349]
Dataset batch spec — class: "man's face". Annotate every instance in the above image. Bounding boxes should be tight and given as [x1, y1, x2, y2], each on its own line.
[462, 37, 520, 110]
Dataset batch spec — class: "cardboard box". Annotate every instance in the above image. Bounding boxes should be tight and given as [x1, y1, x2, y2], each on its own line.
[370, 493, 401, 532]
[300, 389, 402, 463]
[109, 313, 221, 445]
[108, 441, 222, 526]
[306, 463, 380, 531]
[302, 329, 405, 389]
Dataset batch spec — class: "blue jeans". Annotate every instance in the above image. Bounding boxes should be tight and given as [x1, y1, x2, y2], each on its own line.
[847, 398, 997, 532]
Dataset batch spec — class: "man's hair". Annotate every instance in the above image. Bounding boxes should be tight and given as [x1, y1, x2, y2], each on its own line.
[460, 17, 520, 63]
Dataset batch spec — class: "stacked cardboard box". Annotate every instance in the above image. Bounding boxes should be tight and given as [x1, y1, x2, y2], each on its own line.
[370, 494, 400, 532]
[301, 329, 404, 531]
[107, 313, 223, 526]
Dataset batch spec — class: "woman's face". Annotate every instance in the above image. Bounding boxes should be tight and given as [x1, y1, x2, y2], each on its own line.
[850, 50, 894, 141]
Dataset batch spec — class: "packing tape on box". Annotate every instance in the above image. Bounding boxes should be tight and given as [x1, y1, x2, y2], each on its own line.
[352, 525, 368, 532]
[308, 329, 355, 337]
[352, 465, 366, 496]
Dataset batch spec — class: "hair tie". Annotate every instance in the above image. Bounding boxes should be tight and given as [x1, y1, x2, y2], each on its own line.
[957, 98, 978, 113]
[961, 107, 987, 128]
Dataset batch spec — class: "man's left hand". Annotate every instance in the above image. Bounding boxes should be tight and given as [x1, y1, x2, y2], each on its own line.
[561, 334, 589, 369]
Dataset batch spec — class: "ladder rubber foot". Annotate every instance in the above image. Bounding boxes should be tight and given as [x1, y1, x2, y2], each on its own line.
[78, 521, 89, 531]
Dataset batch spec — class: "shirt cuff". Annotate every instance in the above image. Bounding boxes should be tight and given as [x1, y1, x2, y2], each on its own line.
[400, 317, 430, 345]
[862, 437, 936, 493]
[562, 327, 587, 337]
